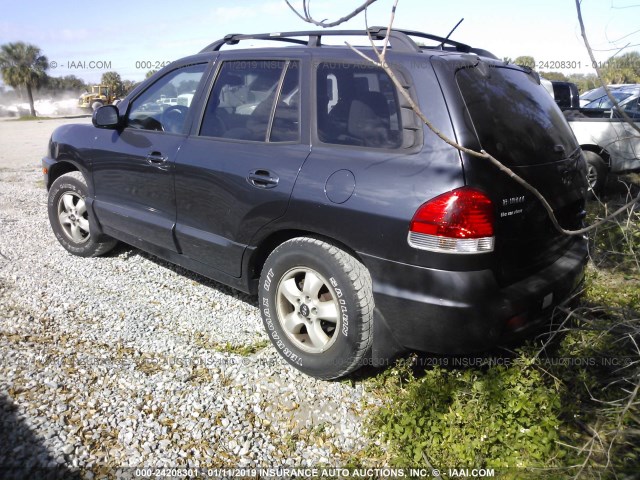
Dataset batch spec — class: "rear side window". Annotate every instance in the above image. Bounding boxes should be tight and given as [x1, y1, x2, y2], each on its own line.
[271, 62, 300, 141]
[316, 62, 403, 149]
[200, 60, 300, 142]
[621, 97, 640, 119]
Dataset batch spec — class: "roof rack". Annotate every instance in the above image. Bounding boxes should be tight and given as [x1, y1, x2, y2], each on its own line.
[199, 27, 496, 58]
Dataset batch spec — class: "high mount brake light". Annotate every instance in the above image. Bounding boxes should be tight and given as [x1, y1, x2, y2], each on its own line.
[408, 187, 495, 254]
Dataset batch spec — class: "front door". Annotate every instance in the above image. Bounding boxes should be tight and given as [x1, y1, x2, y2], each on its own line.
[91, 63, 208, 251]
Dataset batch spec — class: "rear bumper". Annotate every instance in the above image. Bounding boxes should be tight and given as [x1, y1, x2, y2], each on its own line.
[361, 237, 588, 354]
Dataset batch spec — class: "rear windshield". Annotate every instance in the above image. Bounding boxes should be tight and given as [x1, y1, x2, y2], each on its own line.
[456, 65, 577, 166]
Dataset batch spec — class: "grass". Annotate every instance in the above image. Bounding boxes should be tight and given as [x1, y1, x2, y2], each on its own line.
[10, 113, 90, 121]
[191, 331, 270, 356]
[213, 340, 270, 356]
[360, 180, 640, 477]
[12, 115, 55, 121]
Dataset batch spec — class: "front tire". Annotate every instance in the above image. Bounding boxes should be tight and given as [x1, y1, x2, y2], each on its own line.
[47, 171, 117, 257]
[259, 237, 373, 379]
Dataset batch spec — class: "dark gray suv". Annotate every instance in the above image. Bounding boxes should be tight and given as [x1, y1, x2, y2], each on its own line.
[43, 28, 588, 379]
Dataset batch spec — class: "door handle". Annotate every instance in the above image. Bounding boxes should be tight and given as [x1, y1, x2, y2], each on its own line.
[146, 152, 168, 168]
[247, 169, 279, 189]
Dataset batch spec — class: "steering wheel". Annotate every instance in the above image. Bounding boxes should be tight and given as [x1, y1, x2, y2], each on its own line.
[162, 105, 189, 133]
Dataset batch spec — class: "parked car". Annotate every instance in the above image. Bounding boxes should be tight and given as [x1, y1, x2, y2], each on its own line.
[551, 81, 580, 110]
[43, 28, 588, 379]
[581, 85, 639, 110]
[565, 85, 640, 191]
[579, 84, 635, 107]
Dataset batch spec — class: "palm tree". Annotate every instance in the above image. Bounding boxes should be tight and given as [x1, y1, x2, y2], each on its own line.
[101, 71, 124, 98]
[0, 42, 48, 116]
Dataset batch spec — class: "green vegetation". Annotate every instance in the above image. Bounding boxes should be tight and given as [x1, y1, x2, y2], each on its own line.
[12, 115, 54, 121]
[0, 41, 140, 116]
[363, 181, 640, 477]
[192, 331, 270, 356]
[509, 51, 640, 93]
[368, 356, 565, 469]
[513, 55, 535, 69]
[0, 42, 49, 116]
[214, 340, 271, 356]
[101, 71, 124, 98]
[44, 74, 86, 93]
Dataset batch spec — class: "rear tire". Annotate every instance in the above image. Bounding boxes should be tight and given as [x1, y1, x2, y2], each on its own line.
[47, 172, 117, 257]
[584, 151, 607, 195]
[259, 237, 373, 379]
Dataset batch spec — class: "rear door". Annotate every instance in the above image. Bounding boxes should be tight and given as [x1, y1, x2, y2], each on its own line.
[91, 63, 208, 251]
[174, 56, 310, 277]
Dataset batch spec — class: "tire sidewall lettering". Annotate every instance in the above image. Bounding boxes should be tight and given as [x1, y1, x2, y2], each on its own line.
[263, 268, 275, 292]
[330, 276, 349, 337]
[261, 288, 301, 366]
[258, 240, 371, 378]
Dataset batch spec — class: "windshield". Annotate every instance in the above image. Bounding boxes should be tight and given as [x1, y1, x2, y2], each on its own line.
[456, 65, 577, 166]
[580, 87, 605, 102]
[584, 91, 635, 109]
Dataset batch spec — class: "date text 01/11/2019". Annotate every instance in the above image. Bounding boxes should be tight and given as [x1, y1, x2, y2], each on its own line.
[537, 59, 640, 70]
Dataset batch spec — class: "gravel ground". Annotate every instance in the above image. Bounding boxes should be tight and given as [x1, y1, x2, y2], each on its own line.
[0, 118, 376, 477]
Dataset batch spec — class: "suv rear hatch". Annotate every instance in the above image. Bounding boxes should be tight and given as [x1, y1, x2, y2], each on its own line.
[444, 59, 588, 284]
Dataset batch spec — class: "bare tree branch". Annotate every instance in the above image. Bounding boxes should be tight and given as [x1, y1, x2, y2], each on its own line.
[284, 0, 379, 28]
[575, 0, 640, 137]
[290, 0, 640, 236]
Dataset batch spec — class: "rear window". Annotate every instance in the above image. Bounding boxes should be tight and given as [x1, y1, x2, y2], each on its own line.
[456, 65, 577, 166]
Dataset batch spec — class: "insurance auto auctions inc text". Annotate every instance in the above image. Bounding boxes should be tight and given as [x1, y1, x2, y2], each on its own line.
[157, 467, 497, 478]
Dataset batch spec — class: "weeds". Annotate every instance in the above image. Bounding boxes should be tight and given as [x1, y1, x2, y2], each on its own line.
[365, 176, 640, 477]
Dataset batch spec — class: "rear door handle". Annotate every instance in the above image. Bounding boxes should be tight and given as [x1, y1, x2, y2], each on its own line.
[146, 152, 168, 168]
[247, 169, 279, 189]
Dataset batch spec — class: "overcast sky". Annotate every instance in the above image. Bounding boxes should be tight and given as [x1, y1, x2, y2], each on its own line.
[1, 0, 639, 84]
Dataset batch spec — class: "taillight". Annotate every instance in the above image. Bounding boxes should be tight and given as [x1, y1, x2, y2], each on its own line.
[408, 187, 495, 254]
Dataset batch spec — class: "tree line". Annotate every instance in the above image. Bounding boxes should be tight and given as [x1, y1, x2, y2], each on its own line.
[0, 41, 152, 116]
[2, 41, 639, 117]
[509, 53, 640, 93]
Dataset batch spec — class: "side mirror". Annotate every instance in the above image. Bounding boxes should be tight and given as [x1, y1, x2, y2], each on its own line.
[93, 105, 120, 129]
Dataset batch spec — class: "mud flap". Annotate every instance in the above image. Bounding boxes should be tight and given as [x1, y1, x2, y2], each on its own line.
[369, 308, 407, 368]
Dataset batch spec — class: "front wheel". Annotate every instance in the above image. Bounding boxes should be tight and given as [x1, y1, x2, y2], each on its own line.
[47, 172, 117, 257]
[259, 237, 374, 379]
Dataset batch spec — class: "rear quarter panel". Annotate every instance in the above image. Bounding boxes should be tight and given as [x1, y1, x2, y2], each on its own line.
[569, 118, 640, 172]
[275, 52, 467, 266]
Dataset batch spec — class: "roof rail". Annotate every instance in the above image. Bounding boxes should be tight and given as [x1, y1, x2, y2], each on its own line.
[199, 27, 496, 58]
[388, 28, 497, 59]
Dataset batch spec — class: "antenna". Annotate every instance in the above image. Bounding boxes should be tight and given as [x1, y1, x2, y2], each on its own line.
[439, 18, 464, 49]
